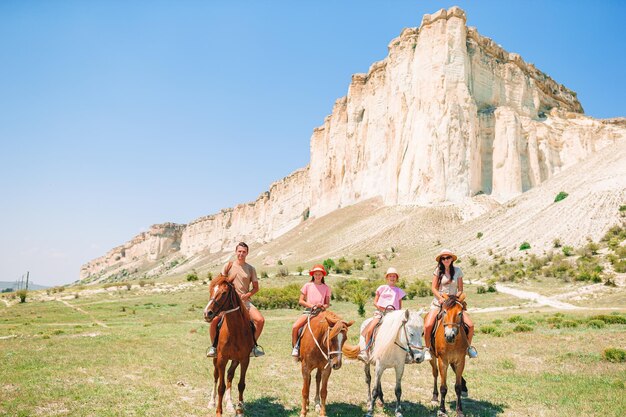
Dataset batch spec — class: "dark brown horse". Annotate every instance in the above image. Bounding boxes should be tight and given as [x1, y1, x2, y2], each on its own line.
[204, 274, 255, 417]
[297, 310, 353, 417]
[430, 293, 469, 417]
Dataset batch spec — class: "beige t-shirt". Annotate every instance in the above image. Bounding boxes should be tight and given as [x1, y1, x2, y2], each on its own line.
[222, 262, 258, 296]
[433, 266, 463, 295]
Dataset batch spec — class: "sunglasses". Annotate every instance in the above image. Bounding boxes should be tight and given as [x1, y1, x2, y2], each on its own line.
[440, 256, 453, 261]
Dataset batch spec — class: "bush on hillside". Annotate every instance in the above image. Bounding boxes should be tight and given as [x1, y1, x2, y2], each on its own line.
[16, 289, 27, 303]
[554, 191, 569, 202]
[186, 272, 199, 282]
[254, 284, 301, 309]
[519, 242, 531, 251]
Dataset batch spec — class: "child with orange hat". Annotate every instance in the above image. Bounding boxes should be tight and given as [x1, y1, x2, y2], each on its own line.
[291, 264, 332, 358]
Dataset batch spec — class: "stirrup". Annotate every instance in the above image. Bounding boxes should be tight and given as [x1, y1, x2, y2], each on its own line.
[250, 345, 265, 357]
[467, 345, 478, 358]
[206, 346, 217, 358]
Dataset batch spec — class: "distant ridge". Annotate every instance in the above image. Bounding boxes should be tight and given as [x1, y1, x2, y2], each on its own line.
[0, 281, 49, 291]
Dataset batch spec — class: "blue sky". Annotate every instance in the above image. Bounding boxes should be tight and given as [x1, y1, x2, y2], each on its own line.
[1, 1, 624, 286]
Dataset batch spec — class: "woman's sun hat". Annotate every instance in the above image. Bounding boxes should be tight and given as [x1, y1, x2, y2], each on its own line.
[436, 249, 458, 262]
[309, 264, 327, 276]
[385, 267, 399, 278]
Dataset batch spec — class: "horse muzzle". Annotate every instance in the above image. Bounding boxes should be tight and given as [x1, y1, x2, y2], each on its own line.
[204, 309, 216, 321]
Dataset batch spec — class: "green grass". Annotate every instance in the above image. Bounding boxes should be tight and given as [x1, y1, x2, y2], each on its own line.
[1, 287, 625, 416]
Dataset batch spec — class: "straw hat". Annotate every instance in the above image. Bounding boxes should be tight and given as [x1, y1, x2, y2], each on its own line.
[385, 267, 399, 278]
[309, 264, 327, 276]
[436, 249, 458, 262]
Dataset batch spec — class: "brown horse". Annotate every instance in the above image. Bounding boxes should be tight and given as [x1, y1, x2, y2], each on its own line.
[297, 310, 354, 417]
[203, 274, 255, 417]
[429, 293, 469, 417]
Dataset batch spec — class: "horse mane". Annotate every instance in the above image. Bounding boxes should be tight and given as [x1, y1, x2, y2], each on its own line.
[371, 310, 407, 361]
[443, 295, 459, 309]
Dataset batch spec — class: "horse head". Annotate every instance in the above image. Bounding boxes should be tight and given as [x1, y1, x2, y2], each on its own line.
[324, 313, 354, 370]
[441, 293, 465, 344]
[399, 309, 426, 364]
[203, 274, 238, 321]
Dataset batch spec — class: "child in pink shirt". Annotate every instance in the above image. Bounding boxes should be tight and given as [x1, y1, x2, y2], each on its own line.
[360, 267, 406, 361]
[291, 264, 331, 357]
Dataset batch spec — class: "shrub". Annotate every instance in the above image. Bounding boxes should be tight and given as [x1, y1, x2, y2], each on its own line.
[480, 325, 498, 334]
[296, 266, 304, 276]
[603, 348, 626, 363]
[254, 284, 301, 309]
[508, 315, 524, 323]
[335, 257, 353, 274]
[562, 246, 574, 257]
[405, 279, 432, 299]
[589, 314, 626, 325]
[353, 259, 365, 270]
[370, 257, 378, 269]
[125, 283, 132, 291]
[139, 280, 147, 287]
[277, 260, 283, 266]
[477, 232, 483, 239]
[323, 259, 335, 273]
[16, 290, 27, 303]
[353, 292, 366, 317]
[276, 267, 289, 278]
[260, 271, 269, 279]
[477, 286, 487, 294]
[206, 272, 213, 281]
[587, 320, 606, 329]
[554, 191, 569, 202]
[519, 242, 531, 251]
[186, 272, 199, 282]
[560, 320, 578, 328]
[469, 257, 477, 266]
[513, 324, 533, 332]
[553, 238, 562, 248]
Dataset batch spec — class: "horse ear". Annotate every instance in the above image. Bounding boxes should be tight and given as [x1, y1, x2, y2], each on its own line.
[404, 309, 410, 320]
[343, 320, 355, 327]
[458, 292, 466, 303]
[442, 293, 449, 300]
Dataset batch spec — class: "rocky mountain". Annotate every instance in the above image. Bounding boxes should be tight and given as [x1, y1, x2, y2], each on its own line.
[81, 7, 625, 283]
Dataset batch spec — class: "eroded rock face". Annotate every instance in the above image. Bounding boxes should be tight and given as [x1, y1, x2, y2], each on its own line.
[80, 7, 625, 281]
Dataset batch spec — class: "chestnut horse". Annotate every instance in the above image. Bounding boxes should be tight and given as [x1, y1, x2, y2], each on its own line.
[430, 293, 469, 417]
[297, 309, 353, 417]
[203, 274, 255, 417]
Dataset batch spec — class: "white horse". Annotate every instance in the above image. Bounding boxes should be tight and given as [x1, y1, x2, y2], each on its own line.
[344, 309, 426, 417]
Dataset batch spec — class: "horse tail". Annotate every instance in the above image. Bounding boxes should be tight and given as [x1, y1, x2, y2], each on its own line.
[342, 342, 360, 359]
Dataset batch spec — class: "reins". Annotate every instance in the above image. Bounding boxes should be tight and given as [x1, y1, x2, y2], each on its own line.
[394, 316, 426, 361]
[306, 308, 343, 369]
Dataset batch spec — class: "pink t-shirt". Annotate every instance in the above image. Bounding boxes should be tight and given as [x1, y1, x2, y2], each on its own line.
[375, 285, 406, 310]
[301, 282, 331, 305]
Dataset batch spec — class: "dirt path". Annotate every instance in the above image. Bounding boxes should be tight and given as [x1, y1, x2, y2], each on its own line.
[494, 283, 582, 310]
[59, 300, 109, 328]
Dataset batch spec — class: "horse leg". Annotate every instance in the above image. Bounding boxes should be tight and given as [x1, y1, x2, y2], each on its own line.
[454, 360, 466, 417]
[451, 363, 468, 397]
[319, 366, 331, 417]
[367, 361, 384, 417]
[314, 368, 322, 412]
[393, 363, 405, 417]
[216, 358, 228, 417]
[236, 358, 249, 417]
[437, 358, 448, 417]
[430, 357, 439, 404]
[225, 360, 238, 413]
[208, 359, 218, 409]
[300, 365, 311, 417]
[364, 362, 372, 408]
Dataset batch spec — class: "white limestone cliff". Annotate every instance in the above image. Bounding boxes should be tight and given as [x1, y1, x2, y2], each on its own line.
[81, 6, 626, 281]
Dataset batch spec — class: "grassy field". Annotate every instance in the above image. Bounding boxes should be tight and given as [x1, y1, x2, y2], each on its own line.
[1, 282, 625, 417]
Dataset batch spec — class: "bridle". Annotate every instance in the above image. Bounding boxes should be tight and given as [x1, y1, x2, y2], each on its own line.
[306, 308, 346, 369]
[394, 315, 427, 362]
[206, 280, 240, 317]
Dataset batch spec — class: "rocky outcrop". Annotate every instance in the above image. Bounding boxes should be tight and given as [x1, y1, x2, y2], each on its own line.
[80, 6, 626, 282]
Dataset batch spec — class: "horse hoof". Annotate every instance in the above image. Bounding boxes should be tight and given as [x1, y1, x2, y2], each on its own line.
[315, 404, 321, 412]
[364, 413, 373, 417]
[462, 390, 468, 398]
[431, 399, 438, 405]
[395, 412, 403, 417]
[226, 403, 235, 413]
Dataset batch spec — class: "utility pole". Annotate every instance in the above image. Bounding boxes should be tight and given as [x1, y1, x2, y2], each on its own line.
[25, 271, 29, 291]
